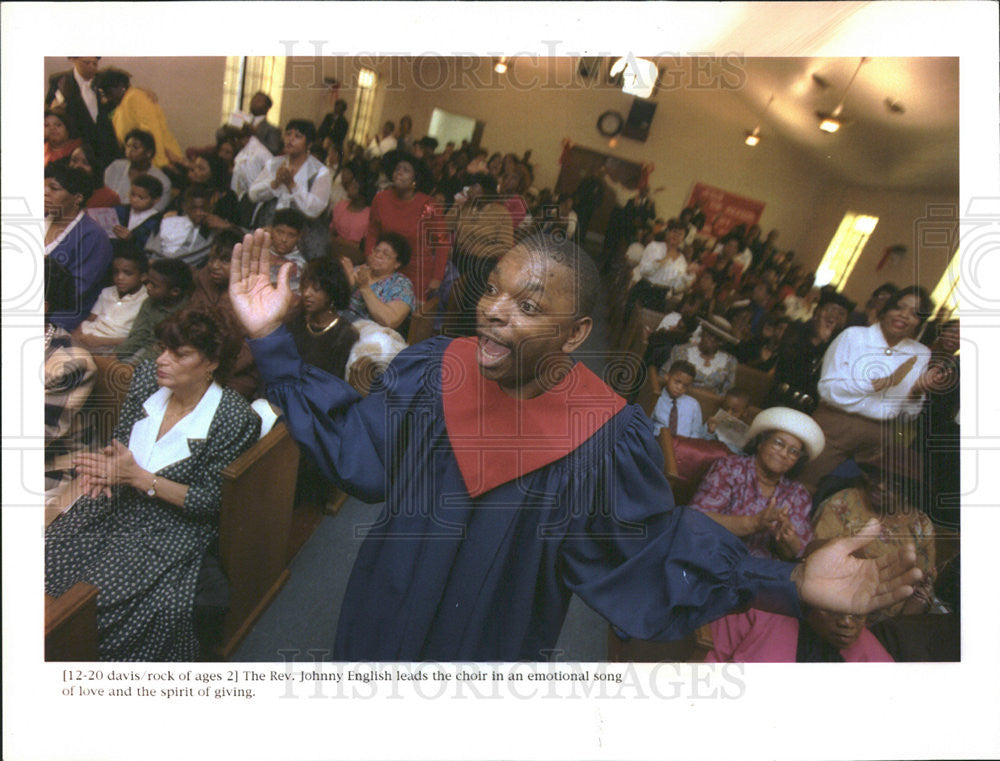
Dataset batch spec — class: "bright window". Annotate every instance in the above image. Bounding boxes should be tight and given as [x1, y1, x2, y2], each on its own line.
[348, 68, 377, 146]
[427, 108, 476, 146]
[219, 56, 286, 126]
[929, 248, 960, 318]
[813, 212, 880, 289]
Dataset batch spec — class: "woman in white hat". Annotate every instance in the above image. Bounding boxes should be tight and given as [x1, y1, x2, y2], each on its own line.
[688, 407, 825, 561]
[665, 315, 739, 395]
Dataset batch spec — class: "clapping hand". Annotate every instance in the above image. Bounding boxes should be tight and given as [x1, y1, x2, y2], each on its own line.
[275, 164, 295, 188]
[112, 224, 132, 240]
[339, 256, 357, 288]
[754, 495, 782, 533]
[229, 229, 295, 339]
[354, 265, 373, 289]
[771, 508, 803, 560]
[793, 519, 922, 615]
[74, 440, 138, 498]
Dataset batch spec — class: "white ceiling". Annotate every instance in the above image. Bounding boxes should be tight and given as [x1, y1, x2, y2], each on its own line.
[660, 56, 959, 192]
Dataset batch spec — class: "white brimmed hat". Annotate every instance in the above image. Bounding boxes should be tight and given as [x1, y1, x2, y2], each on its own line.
[697, 315, 739, 345]
[746, 407, 825, 461]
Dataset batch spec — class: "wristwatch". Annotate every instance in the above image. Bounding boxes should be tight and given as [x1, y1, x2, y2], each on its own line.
[146, 477, 158, 498]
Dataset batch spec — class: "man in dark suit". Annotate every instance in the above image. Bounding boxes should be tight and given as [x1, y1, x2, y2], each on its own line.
[248, 92, 283, 155]
[45, 57, 121, 166]
[318, 98, 349, 167]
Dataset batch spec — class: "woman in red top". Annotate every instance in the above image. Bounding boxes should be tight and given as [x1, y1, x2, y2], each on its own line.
[45, 110, 82, 166]
[365, 151, 447, 305]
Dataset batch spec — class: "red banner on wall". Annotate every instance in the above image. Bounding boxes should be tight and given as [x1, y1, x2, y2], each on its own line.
[685, 183, 766, 238]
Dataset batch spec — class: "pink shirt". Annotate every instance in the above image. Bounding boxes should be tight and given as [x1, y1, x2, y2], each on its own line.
[331, 200, 370, 244]
[706, 609, 893, 663]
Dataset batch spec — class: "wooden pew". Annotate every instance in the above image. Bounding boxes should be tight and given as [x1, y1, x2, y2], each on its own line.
[407, 296, 440, 346]
[45, 583, 99, 661]
[735, 363, 776, 409]
[216, 422, 299, 658]
[45, 358, 303, 661]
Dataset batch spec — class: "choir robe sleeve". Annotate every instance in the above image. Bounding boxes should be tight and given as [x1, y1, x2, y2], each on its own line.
[557, 404, 801, 641]
[248, 324, 425, 503]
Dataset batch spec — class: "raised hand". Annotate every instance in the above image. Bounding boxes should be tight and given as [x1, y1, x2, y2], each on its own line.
[793, 519, 922, 615]
[229, 229, 294, 339]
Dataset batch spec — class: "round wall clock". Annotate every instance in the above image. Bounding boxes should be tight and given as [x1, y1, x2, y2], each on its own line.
[597, 110, 624, 137]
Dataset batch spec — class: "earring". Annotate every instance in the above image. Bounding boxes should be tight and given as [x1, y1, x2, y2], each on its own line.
[207, 370, 214, 381]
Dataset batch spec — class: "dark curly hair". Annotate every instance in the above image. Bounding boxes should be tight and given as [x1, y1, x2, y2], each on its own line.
[375, 232, 412, 270]
[45, 109, 78, 140]
[154, 307, 241, 383]
[301, 257, 352, 311]
[878, 285, 935, 326]
[284, 118, 317, 144]
[124, 128, 156, 157]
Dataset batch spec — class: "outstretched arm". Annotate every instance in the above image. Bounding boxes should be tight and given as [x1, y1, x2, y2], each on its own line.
[229, 229, 296, 339]
[792, 519, 921, 615]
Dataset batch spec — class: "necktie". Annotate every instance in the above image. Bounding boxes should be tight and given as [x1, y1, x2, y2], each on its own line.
[669, 398, 679, 435]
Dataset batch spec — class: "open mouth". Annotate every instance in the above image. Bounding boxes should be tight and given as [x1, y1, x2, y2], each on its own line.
[476, 335, 511, 369]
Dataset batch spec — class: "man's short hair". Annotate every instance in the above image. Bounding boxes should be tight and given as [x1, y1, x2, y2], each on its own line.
[111, 240, 149, 273]
[124, 128, 156, 156]
[668, 360, 697, 378]
[150, 258, 194, 295]
[273, 208, 306, 231]
[182, 183, 214, 204]
[209, 227, 245, 262]
[131, 173, 164, 200]
[95, 69, 130, 91]
[511, 228, 599, 319]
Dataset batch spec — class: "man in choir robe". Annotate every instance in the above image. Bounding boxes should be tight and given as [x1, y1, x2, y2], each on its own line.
[230, 228, 920, 661]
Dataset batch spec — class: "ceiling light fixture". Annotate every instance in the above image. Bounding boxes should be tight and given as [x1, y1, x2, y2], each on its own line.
[744, 93, 774, 147]
[609, 55, 659, 99]
[816, 57, 867, 134]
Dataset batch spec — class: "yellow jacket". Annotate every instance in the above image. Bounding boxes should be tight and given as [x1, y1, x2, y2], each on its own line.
[112, 87, 183, 168]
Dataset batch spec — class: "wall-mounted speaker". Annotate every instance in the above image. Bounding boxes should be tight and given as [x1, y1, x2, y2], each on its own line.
[621, 98, 657, 142]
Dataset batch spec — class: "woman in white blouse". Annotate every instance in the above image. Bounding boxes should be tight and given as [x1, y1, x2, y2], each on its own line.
[45, 307, 260, 660]
[248, 118, 332, 261]
[626, 218, 699, 317]
[797, 286, 943, 491]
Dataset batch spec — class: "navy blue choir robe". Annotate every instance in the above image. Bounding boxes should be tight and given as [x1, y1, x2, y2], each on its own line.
[249, 328, 800, 661]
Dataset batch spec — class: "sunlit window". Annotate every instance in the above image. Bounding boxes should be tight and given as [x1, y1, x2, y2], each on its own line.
[220, 56, 286, 126]
[348, 68, 377, 146]
[929, 248, 960, 319]
[813, 212, 880, 290]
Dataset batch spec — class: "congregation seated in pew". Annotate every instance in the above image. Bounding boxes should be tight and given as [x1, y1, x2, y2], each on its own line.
[38, 59, 959, 665]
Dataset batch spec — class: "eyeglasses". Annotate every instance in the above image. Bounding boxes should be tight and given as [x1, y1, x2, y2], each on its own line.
[766, 436, 803, 459]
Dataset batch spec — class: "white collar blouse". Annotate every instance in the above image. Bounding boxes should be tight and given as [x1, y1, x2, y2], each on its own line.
[128, 382, 224, 474]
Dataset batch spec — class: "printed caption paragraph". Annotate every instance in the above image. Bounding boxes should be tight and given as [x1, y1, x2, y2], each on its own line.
[58, 664, 748, 702]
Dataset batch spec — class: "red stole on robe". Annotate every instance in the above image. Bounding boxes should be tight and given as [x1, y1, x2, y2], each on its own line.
[442, 337, 626, 498]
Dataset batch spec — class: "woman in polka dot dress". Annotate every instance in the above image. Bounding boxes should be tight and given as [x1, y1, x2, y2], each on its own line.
[45, 308, 260, 661]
